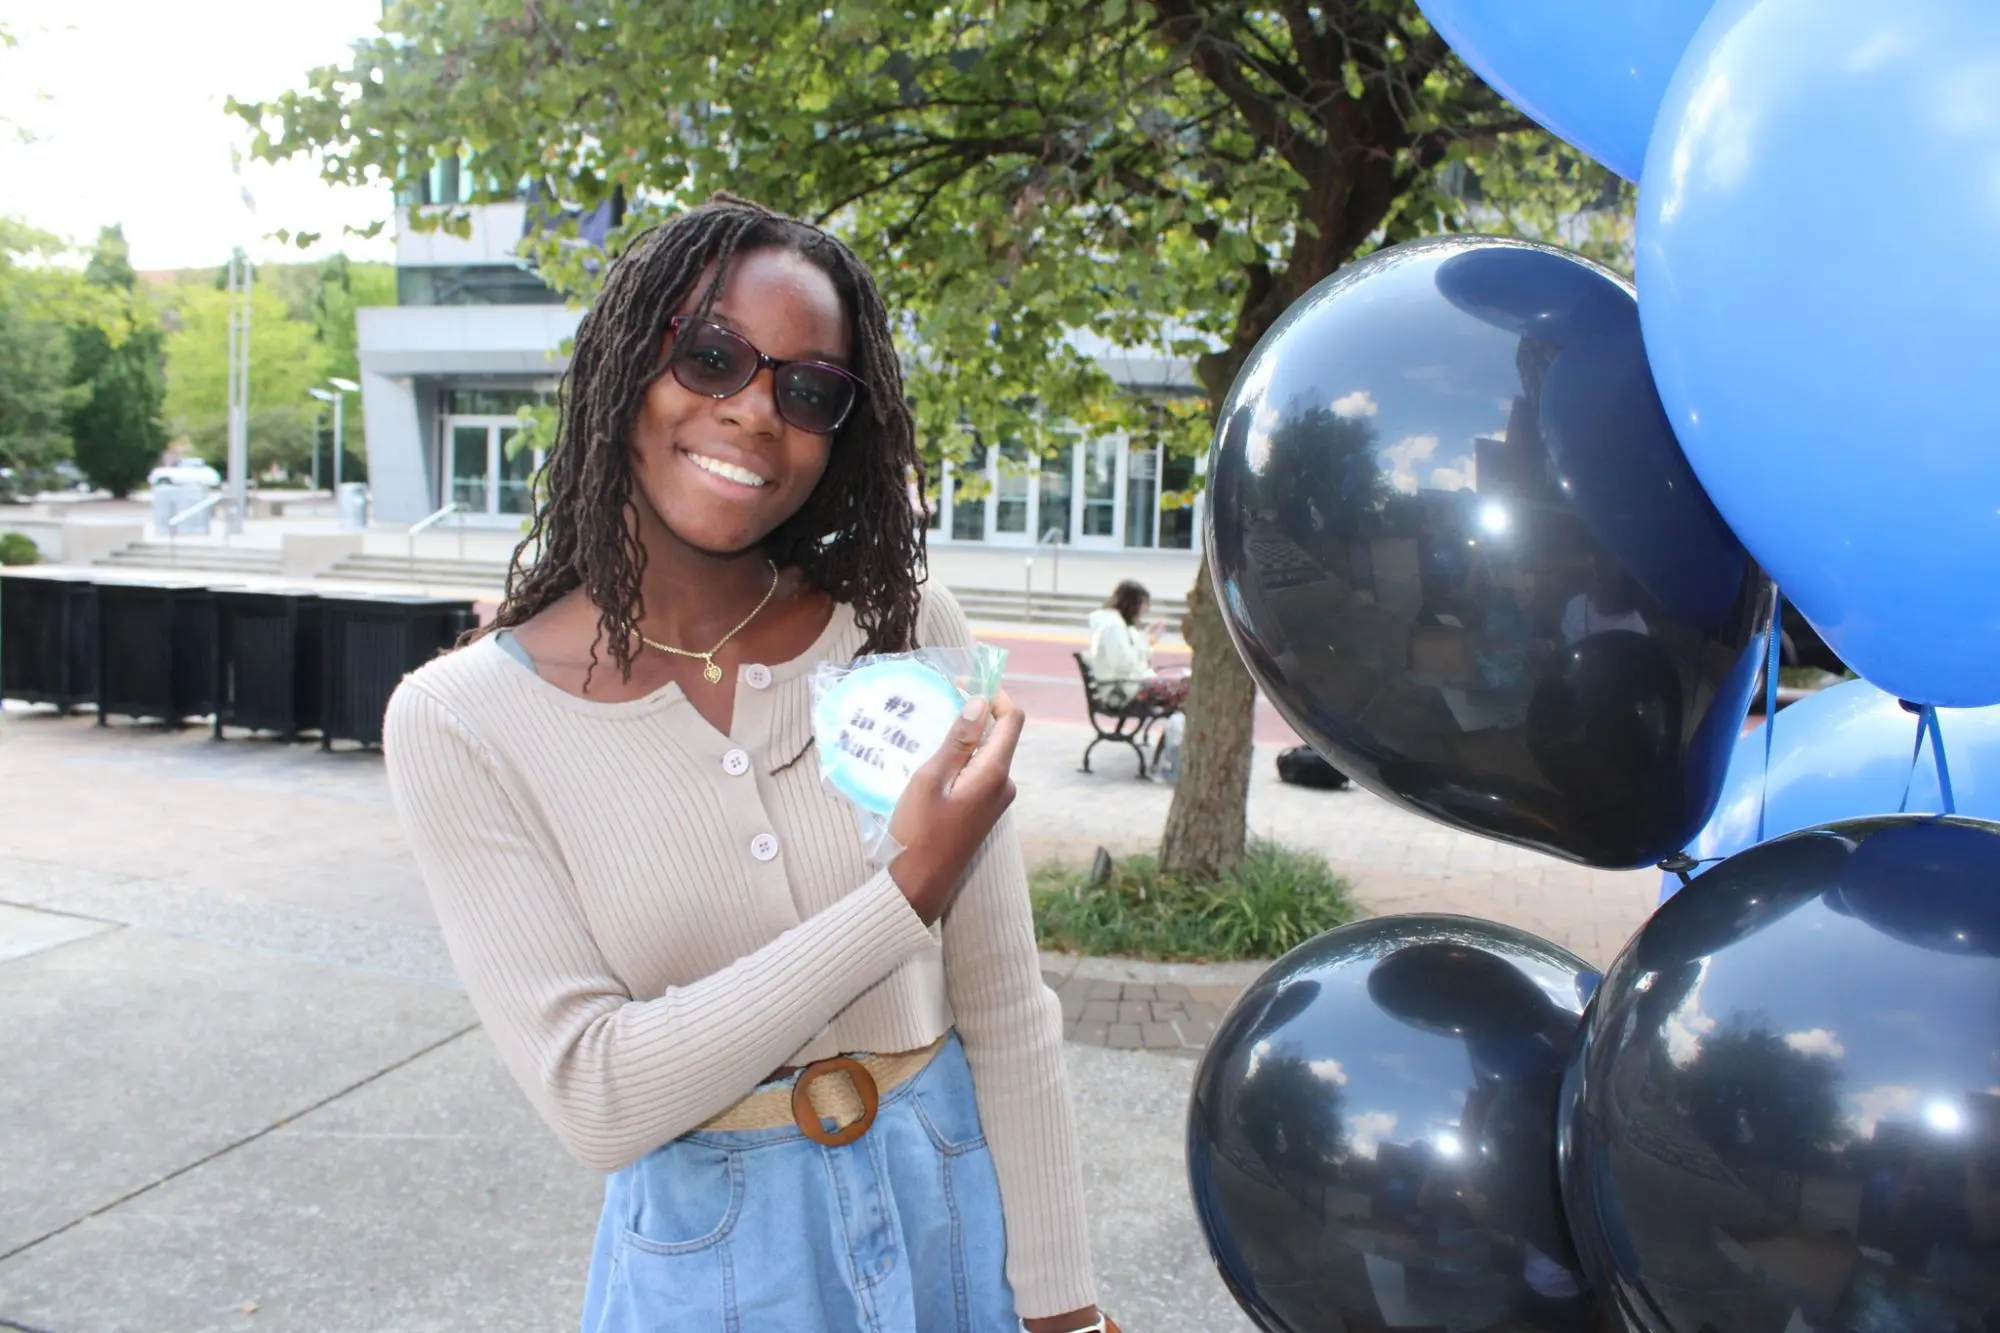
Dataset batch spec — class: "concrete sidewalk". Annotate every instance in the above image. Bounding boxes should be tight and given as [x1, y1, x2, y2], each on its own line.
[0, 710, 1266, 1332]
[0, 700, 1655, 1331]
[0, 902, 1242, 1333]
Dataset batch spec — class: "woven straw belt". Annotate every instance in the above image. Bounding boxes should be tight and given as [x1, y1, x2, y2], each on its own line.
[697, 1034, 949, 1144]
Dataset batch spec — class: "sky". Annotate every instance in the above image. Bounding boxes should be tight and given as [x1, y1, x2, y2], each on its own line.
[0, 0, 396, 271]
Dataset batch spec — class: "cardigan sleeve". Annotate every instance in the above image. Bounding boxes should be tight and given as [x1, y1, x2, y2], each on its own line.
[919, 588, 1100, 1317]
[383, 680, 938, 1172]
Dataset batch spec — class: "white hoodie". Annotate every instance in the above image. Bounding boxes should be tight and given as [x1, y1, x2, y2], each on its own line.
[1086, 607, 1153, 705]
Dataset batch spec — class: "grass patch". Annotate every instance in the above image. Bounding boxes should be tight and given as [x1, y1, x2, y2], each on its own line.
[1031, 840, 1362, 963]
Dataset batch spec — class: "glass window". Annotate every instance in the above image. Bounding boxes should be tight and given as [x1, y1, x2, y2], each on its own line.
[402, 153, 522, 207]
[398, 265, 566, 307]
[1159, 450, 1197, 550]
[444, 388, 547, 416]
[1125, 443, 1159, 548]
[1081, 438, 1119, 538]
[949, 446, 987, 541]
[995, 439, 1032, 536]
[1038, 443, 1074, 543]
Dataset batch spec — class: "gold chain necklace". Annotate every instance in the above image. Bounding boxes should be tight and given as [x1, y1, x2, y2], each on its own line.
[637, 559, 780, 685]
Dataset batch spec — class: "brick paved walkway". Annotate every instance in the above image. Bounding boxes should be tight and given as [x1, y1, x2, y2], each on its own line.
[1045, 973, 1238, 1056]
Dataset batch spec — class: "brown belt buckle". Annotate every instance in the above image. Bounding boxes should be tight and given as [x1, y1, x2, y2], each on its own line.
[790, 1055, 879, 1147]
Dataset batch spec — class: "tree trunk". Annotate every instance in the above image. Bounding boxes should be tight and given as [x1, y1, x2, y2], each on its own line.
[1158, 553, 1259, 880]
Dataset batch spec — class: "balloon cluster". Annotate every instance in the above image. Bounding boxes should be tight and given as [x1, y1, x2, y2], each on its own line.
[1186, 4, 2000, 1330]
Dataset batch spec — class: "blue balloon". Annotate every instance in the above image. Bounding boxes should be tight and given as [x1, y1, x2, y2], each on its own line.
[1662, 678, 2000, 898]
[1416, 0, 1715, 181]
[1637, 0, 2000, 707]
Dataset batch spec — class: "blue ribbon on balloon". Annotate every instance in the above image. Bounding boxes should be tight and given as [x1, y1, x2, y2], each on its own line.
[1663, 618, 1782, 890]
[1756, 619, 1781, 842]
[1899, 704, 1957, 816]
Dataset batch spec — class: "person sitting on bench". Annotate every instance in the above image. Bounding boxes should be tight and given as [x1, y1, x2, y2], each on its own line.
[1086, 580, 1189, 712]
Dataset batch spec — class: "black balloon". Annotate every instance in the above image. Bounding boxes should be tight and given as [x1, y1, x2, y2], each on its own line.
[1561, 816, 2000, 1333]
[1187, 915, 1604, 1332]
[1206, 235, 1772, 868]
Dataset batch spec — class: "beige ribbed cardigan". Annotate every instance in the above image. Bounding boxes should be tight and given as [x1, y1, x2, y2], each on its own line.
[381, 583, 1096, 1317]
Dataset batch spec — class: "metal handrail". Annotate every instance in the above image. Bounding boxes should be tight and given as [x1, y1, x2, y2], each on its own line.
[164, 493, 225, 569]
[1023, 525, 1066, 622]
[407, 501, 464, 579]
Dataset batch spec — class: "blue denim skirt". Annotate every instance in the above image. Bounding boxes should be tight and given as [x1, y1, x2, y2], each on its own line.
[581, 1033, 1016, 1332]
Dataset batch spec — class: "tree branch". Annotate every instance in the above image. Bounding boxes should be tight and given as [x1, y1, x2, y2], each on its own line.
[1147, 0, 1331, 186]
[1281, 0, 1341, 93]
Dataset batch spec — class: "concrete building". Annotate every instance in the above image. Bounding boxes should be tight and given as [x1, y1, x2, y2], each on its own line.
[354, 173, 1209, 573]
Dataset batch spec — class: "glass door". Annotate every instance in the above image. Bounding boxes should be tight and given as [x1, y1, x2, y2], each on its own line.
[1125, 442, 1159, 548]
[1158, 448, 1198, 550]
[441, 415, 545, 519]
[497, 425, 534, 515]
[1074, 436, 1124, 548]
[988, 438, 1034, 544]
[449, 423, 492, 513]
[947, 443, 988, 541]
[1039, 443, 1075, 545]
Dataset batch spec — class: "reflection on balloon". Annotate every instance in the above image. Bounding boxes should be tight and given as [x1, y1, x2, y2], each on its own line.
[1563, 817, 2000, 1332]
[1665, 679, 2000, 899]
[1188, 915, 1603, 1333]
[1206, 234, 1771, 868]
[1416, 0, 1714, 181]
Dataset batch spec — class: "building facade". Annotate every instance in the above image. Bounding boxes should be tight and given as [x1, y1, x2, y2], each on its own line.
[356, 187, 1207, 556]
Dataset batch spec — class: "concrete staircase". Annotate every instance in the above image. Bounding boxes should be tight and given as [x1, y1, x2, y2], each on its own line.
[94, 541, 283, 578]
[320, 551, 513, 590]
[92, 544, 1190, 630]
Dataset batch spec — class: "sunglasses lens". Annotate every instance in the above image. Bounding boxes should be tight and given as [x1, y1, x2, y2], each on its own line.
[671, 322, 754, 396]
[778, 365, 858, 434]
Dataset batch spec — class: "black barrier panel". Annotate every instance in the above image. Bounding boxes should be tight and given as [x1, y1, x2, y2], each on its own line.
[95, 581, 224, 726]
[214, 589, 325, 742]
[319, 594, 476, 749]
[0, 572, 99, 711]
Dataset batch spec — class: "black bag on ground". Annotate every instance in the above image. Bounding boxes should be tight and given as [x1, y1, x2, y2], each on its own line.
[1276, 745, 1350, 790]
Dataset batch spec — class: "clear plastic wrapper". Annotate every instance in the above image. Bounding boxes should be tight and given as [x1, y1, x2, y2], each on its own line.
[810, 644, 1008, 864]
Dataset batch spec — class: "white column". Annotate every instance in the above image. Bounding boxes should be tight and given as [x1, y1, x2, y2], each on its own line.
[359, 371, 428, 523]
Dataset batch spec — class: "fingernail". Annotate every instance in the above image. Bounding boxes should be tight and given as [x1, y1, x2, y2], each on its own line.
[962, 697, 987, 722]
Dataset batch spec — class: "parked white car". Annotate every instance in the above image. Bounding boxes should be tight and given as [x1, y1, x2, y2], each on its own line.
[148, 460, 223, 489]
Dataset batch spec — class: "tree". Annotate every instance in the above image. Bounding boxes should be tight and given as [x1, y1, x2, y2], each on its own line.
[309, 254, 396, 477]
[1676, 1020, 1849, 1177]
[67, 226, 168, 498]
[0, 220, 83, 491]
[162, 275, 326, 479]
[248, 0, 1622, 877]
[159, 256, 392, 482]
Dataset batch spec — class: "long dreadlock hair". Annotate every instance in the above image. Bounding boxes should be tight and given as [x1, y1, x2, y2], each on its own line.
[482, 194, 928, 676]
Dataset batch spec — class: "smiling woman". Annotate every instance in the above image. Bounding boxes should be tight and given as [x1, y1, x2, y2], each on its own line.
[380, 195, 1114, 1333]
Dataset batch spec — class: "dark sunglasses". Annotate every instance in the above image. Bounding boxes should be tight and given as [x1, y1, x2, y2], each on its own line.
[665, 317, 864, 436]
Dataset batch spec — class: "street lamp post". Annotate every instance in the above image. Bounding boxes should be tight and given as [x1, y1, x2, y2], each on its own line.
[309, 377, 361, 497]
[308, 404, 324, 493]
[225, 248, 253, 534]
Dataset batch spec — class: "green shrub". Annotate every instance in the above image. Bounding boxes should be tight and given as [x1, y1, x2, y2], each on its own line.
[1032, 840, 1361, 962]
[0, 532, 43, 566]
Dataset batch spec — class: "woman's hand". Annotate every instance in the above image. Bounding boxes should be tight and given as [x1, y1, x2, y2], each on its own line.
[887, 690, 1026, 924]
